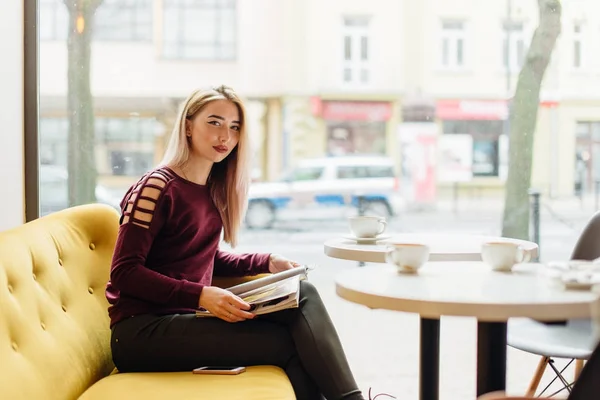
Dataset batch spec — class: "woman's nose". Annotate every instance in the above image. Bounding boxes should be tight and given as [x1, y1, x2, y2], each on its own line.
[219, 129, 230, 143]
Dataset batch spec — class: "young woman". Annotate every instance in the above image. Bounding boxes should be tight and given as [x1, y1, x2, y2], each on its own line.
[105, 86, 382, 400]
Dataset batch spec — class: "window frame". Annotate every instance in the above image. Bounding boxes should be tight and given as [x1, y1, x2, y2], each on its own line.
[25, 0, 39, 221]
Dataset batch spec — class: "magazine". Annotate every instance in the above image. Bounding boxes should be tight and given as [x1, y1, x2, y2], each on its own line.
[195, 265, 311, 317]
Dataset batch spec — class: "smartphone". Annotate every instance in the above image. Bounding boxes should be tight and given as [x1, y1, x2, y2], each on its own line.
[192, 366, 246, 375]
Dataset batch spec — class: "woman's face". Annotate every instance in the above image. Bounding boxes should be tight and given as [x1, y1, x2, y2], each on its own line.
[186, 99, 241, 163]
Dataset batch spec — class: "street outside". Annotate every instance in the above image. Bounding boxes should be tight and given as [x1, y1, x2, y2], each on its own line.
[230, 195, 599, 399]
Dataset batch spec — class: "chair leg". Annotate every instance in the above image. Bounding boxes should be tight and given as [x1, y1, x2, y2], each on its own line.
[526, 356, 550, 397]
[574, 359, 584, 380]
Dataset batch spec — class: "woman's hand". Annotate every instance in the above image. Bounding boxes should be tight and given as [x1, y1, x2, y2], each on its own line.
[198, 286, 255, 323]
[268, 253, 300, 274]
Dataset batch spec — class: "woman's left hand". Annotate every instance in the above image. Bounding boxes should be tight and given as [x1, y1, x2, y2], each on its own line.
[268, 253, 300, 274]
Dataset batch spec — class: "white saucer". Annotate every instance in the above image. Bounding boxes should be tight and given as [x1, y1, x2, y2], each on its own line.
[342, 234, 391, 244]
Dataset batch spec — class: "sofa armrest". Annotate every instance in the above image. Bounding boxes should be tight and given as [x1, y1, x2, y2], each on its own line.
[212, 274, 272, 289]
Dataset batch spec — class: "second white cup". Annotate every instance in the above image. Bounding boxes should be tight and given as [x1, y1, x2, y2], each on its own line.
[348, 216, 387, 238]
[481, 242, 532, 271]
[385, 243, 430, 273]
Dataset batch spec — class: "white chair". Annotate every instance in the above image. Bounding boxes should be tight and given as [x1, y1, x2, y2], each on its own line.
[508, 319, 594, 397]
[507, 212, 600, 398]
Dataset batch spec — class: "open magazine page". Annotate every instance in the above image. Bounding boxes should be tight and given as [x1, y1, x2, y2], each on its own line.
[196, 266, 311, 318]
[226, 265, 310, 296]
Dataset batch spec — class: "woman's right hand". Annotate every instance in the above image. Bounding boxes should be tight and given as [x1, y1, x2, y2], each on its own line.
[199, 286, 255, 323]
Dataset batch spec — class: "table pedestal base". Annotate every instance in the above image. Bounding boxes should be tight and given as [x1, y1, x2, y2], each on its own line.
[420, 318, 440, 400]
[477, 322, 507, 396]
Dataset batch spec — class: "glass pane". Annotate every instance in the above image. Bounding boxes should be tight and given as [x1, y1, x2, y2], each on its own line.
[291, 167, 323, 181]
[576, 122, 590, 138]
[360, 36, 368, 60]
[28, 2, 590, 396]
[443, 21, 463, 30]
[344, 67, 352, 82]
[360, 68, 369, 83]
[456, 38, 464, 65]
[162, 0, 236, 59]
[516, 39, 525, 67]
[574, 40, 581, 68]
[344, 36, 352, 61]
[592, 122, 600, 140]
[442, 38, 449, 65]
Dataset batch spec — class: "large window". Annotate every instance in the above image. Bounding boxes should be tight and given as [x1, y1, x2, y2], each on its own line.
[574, 121, 600, 194]
[27, 1, 590, 395]
[94, 0, 153, 41]
[502, 21, 526, 71]
[162, 0, 237, 60]
[342, 16, 370, 84]
[440, 20, 465, 69]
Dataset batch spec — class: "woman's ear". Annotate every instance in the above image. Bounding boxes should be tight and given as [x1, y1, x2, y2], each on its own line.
[185, 118, 192, 138]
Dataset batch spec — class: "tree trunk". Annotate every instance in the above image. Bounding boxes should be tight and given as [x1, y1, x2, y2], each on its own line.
[64, 0, 103, 207]
[501, 0, 561, 239]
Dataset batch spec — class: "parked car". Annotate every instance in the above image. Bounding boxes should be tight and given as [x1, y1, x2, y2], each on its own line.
[245, 156, 405, 229]
[40, 164, 122, 216]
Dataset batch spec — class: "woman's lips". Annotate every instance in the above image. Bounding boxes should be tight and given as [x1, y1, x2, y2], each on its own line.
[213, 146, 228, 153]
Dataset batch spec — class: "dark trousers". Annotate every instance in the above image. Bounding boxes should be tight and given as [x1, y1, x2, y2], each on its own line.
[568, 337, 600, 400]
[111, 281, 363, 400]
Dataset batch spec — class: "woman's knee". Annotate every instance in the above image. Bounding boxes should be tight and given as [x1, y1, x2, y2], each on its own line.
[299, 280, 319, 297]
[299, 280, 326, 308]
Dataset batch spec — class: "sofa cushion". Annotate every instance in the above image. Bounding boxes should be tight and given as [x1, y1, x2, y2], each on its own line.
[0, 204, 119, 400]
[79, 366, 295, 400]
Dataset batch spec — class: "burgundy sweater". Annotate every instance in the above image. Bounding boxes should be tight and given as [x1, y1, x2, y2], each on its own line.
[105, 166, 270, 327]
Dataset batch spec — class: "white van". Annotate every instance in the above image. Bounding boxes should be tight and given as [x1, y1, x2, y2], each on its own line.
[246, 156, 404, 229]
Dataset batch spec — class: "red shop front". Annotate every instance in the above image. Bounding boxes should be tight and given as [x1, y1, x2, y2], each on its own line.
[311, 98, 393, 156]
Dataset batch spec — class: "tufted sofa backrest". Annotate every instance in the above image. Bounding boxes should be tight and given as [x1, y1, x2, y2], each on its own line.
[0, 204, 120, 400]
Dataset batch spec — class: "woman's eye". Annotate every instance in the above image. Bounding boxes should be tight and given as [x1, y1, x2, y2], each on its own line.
[209, 121, 220, 126]
[231, 125, 240, 132]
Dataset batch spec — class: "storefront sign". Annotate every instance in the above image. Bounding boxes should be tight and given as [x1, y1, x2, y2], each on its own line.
[321, 101, 393, 121]
[436, 99, 509, 120]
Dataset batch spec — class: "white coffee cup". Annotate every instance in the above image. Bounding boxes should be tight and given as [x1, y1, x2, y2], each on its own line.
[385, 243, 430, 274]
[481, 242, 532, 271]
[348, 216, 387, 238]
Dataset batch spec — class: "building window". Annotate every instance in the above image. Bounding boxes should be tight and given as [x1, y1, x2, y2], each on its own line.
[440, 20, 465, 69]
[342, 16, 370, 84]
[40, 0, 68, 41]
[574, 122, 600, 195]
[162, 0, 237, 60]
[573, 23, 583, 69]
[443, 120, 505, 177]
[94, 0, 153, 41]
[502, 21, 526, 71]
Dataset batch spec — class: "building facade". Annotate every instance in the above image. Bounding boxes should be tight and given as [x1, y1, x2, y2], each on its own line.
[39, 0, 600, 198]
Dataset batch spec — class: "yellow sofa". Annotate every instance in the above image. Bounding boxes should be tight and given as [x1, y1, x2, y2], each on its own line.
[0, 204, 295, 400]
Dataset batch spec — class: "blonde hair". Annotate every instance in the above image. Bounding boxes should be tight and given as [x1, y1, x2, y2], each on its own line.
[160, 85, 250, 247]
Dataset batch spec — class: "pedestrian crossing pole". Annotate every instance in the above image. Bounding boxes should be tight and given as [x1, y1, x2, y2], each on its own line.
[528, 188, 541, 261]
[358, 196, 366, 267]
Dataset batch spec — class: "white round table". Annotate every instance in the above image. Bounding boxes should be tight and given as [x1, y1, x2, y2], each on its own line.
[335, 262, 599, 400]
[324, 233, 539, 263]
